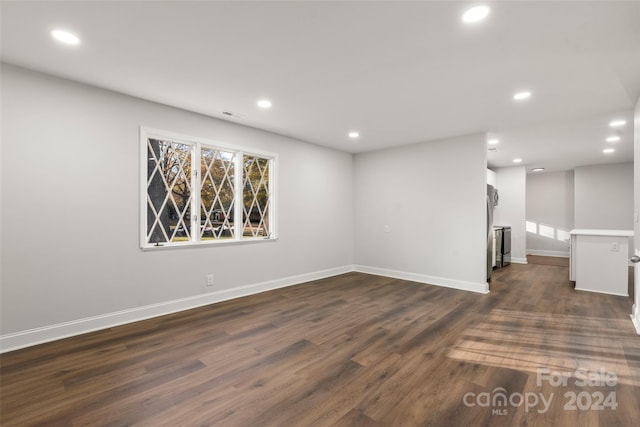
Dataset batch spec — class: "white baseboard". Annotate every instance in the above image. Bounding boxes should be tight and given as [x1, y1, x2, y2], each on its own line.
[511, 257, 528, 265]
[0, 264, 494, 353]
[527, 249, 570, 258]
[0, 265, 353, 353]
[574, 287, 628, 297]
[632, 304, 640, 335]
[353, 265, 489, 294]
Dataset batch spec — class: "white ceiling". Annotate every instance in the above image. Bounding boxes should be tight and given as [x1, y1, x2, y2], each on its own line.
[2, 1, 639, 172]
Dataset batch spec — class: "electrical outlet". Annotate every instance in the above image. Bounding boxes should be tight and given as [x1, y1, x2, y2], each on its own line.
[206, 274, 214, 286]
[611, 242, 619, 252]
[383, 225, 390, 233]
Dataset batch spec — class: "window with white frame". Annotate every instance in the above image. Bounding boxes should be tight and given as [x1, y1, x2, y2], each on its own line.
[140, 128, 276, 248]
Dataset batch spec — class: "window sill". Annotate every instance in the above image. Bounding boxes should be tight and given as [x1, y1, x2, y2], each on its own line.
[140, 236, 278, 251]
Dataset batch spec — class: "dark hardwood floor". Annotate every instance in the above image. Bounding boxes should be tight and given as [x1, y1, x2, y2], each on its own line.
[1, 261, 639, 426]
[527, 254, 570, 267]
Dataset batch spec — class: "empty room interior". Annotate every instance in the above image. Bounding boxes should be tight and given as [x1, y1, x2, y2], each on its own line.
[2, 1, 640, 426]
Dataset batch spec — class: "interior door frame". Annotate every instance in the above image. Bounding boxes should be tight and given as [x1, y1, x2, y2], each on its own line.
[632, 97, 640, 334]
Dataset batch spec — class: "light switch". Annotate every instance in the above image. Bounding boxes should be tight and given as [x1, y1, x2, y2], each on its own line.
[383, 225, 390, 233]
[611, 242, 619, 252]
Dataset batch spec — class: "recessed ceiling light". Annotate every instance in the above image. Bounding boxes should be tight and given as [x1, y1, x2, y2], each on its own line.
[51, 29, 80, 45]
[257, 99, 272, 109]
[603, 148, 615, 154]
[513, 158, 523, 163]
[513, 91, 531, 101]
[609, 119, 626, 127]
[606, 136, 621, 143]
[531, 168, 545, 172]
[348, 131, 360, 139]
[462, 5, 490, 23]
[488, 139, 499, 145]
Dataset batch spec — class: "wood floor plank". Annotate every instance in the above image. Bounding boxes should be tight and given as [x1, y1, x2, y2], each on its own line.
[1, 259, 639, 426]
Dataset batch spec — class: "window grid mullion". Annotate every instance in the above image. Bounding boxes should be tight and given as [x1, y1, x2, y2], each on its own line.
[192, 143, 201, 243]
[234, 152, 244, 241]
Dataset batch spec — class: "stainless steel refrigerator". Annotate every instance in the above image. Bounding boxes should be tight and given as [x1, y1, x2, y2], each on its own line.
[487, 184, 498, 281]
[494, 226, 512, 268]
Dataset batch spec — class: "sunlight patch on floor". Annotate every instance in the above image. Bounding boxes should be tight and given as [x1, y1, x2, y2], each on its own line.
[448, 309, 640, 386]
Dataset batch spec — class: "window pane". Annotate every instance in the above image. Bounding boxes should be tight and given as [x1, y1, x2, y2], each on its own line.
[142, 129, 277, 248]
[146, 138, 192, 244]
[242, 155, 271, 237]
[201, 148, 235, 240]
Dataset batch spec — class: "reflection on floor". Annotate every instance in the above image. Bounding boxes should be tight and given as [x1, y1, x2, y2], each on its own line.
[449, 308, 640, 386]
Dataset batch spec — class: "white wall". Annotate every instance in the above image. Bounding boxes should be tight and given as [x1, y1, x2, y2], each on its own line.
[494, 166, 527, 264]
[574, 163, 634, 230]
[0, 64, 354, 345]
[487, 169, 497, 187]
[353, 134, 488, 293]
[526, 171, 574, 257]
